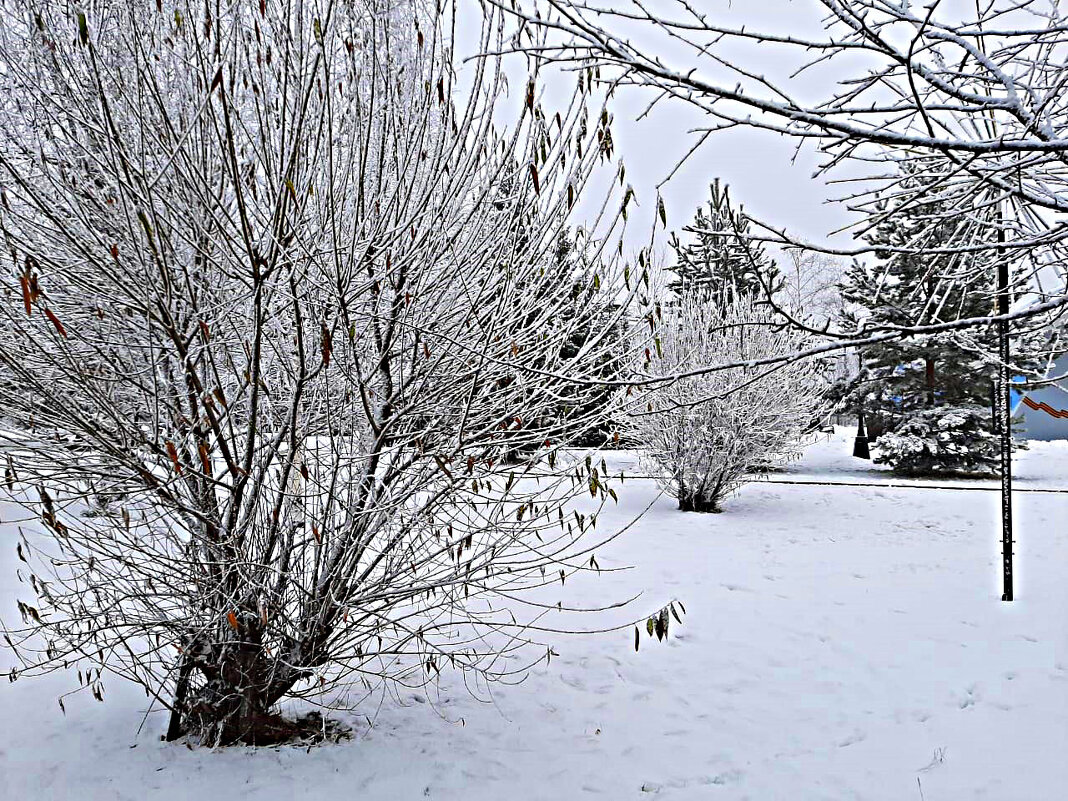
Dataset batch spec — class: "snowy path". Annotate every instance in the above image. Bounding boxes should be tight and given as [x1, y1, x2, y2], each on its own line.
[1, 434, 1065, 800]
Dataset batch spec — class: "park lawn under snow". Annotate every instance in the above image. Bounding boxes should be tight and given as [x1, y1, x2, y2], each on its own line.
[1, 429, 1065, 800]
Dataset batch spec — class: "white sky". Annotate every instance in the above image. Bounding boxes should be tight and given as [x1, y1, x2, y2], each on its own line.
[606, 2, 852, 247]
[469, 0, 869, 254]
[579, 0, 984, 252]
[610, 90, 856, 251]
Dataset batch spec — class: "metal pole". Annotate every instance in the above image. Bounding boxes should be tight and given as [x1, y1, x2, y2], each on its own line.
[997, 221, 1014, 602]
[853, 408, 870, 460]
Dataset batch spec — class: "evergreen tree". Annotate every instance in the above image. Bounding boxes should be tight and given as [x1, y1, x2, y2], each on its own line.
[497, 212, 627, 459]
[839, 161, 1050, 442]
[669, 179, 780, 302]
[551, 229, 629, 447]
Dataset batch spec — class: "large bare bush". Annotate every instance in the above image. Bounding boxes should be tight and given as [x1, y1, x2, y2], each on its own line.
[0, 1, 634, 744]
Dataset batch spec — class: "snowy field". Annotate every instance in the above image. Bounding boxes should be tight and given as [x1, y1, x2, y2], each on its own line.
[2, 429, 1065, 800]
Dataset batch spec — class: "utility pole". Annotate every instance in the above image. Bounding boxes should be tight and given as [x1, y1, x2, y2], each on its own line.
[997, 220, 1014, 602]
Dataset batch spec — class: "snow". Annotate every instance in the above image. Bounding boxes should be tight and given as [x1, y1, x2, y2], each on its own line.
[2, 429, 1066, 799]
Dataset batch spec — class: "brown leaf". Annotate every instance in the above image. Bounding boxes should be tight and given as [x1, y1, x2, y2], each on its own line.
[210, 66, 223, 94]
[165, 441, 182, 474]
[44, 308, 67, 338]
[19, 276, 31, 316]
[226, 611, 239, 630]
[433, 454, 452, 479]
[320, 322, 332, 366]
[670, 602, 683, 625]
[529, 163, 540, 194]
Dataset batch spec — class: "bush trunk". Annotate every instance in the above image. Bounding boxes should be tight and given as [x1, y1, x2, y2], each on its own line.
[166, 634, 302, 745]
[678, 493, 722, 513]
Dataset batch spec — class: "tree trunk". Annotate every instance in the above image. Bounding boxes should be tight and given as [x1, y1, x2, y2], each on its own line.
[164, 655, 194, 742]
[925, 357, 936, 406]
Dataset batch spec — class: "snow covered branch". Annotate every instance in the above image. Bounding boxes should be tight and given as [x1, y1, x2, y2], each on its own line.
[506, 0, 1068, 357]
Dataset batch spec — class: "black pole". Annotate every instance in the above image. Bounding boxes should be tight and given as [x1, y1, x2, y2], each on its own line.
[853, 409, 870, 460]
[997, 222, 1014, 602]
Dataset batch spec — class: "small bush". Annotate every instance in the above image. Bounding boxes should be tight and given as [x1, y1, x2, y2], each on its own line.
[873, 405, 1016, 476]
[629, 293, 828, 513]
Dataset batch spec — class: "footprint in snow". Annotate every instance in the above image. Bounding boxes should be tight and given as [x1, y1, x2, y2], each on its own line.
[958, 685, 980, 709]
[837, 730, 867, 747]
[560, 674, 587, 691]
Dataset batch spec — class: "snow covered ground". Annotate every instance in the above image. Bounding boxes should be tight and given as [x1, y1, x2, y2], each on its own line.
[2, 429, 1065, 800]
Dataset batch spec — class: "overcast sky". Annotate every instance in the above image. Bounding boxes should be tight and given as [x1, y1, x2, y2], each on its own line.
[563, 0, 985, 253]
[610, 90, 857, 251]
[493, 0, 870, 254]
[616, 0, 879, 257]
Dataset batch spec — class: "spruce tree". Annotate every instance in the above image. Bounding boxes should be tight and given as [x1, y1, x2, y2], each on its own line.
[669, 179, 780, 302]
[548, 228, 628, 446]
[498, 224, 627, 459]
[839, 162, 1049, 442]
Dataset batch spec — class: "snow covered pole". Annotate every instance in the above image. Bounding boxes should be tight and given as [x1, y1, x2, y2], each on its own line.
[998, 222, 1014, 602]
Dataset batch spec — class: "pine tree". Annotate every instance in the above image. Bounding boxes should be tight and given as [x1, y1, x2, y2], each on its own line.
[839, 162, 1049, 443]
[498, 219, 627, 460]
[669, 179, 779, 302]
[551, 229, 629, 446]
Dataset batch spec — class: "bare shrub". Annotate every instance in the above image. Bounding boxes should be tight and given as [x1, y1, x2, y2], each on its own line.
[629, 291, 827, 513]
[0, 1, 634, 744]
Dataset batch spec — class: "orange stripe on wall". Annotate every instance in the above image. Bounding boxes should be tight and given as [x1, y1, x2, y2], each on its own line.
[1022, 396, 1068, 419]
